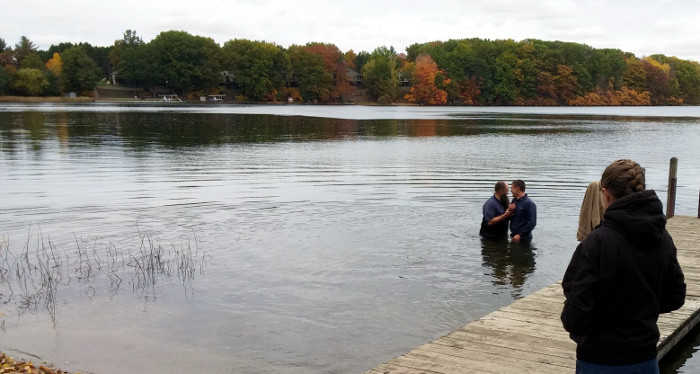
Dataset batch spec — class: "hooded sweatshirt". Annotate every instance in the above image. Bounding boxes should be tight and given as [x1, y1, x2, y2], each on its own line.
[561, 190, 686, 365]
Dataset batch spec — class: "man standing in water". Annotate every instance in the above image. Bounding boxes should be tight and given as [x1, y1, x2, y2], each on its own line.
[510, 180, 536, 242]
[480, 181, 514, 239]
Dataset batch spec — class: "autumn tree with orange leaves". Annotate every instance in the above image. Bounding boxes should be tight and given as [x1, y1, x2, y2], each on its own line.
[405, 54, 447, 105]
[303, 43, 353, 100]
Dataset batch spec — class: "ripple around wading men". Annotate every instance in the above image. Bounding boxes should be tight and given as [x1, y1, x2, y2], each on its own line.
[0, 228, 210, 326]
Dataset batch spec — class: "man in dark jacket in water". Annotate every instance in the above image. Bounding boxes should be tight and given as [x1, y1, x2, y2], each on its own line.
[509, 179, 536, 242]
[480, 181, 513, 239]
[562, 159, 686, 373]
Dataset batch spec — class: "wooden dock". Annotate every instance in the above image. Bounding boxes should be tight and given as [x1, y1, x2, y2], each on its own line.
[364, 216, 700, 374]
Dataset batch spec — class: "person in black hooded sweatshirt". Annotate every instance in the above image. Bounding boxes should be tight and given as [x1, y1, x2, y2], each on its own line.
[561, 159, 686, 374]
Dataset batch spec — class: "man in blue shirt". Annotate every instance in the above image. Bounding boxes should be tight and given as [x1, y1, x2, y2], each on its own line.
[510, 179, 537, 242]
[480, 181, 514, 239]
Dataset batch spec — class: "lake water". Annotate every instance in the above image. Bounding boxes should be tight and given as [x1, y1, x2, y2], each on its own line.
[1, 103, 700, 373]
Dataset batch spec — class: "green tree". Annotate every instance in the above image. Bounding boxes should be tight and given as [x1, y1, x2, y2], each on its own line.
[406, 42, 434, 62]
[13, 36, 37, 67]
[571, 62, 593, 93]
[222, 39, 291, 101]
[0, 65, 9, 94]
[354, 51, 371, 74]
[42, 42, 110, 78]
[12, 68, 48, 96]
[117, 43, 153, 87]
[621, 57, 647, 92]
[20, 53, 44, 69]
[61, 46, 101, 93]
[518, 57, 538, 99]
[493, 51, 518, 104]
[591, 49, 626, 89]
[79, 43, 111, 78]
[465, 39, 500, 103]
[675, 60, 700, 104]
[122, 29, 144, 46]
[147, 30, 223, 95]
[288, 45, 333, 102]
[651, 54, 700, 105]
[43, 69, 61, 96]
[362, 46, 399, 101]
[109, 29, 144, 73]
[42, 42, 75, 62]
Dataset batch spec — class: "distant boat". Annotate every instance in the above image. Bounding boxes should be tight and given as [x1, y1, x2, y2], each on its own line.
[208, 94, 225, 102]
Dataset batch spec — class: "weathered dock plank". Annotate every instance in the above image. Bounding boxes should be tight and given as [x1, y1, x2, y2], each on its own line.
[364, 216, 700, 374]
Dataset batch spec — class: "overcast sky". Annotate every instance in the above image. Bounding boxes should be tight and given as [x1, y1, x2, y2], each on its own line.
[4, 0, 700, 61]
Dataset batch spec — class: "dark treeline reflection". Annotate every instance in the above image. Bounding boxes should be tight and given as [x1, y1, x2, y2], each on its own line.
[0, 110, 593, 154]
[481, 238, 536, 298]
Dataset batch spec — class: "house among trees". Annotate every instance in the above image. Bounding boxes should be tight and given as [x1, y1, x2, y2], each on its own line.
[221, 70, 235, 88]
[399, 72, 410, 87]
[346, 68, 362, 86]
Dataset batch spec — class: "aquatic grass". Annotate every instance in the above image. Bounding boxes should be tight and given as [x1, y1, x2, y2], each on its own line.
[0, 228, 209, 325]
[0, 230, 61, 324]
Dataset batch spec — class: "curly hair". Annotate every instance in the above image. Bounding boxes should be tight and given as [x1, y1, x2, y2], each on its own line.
[600, 159, 645, 199]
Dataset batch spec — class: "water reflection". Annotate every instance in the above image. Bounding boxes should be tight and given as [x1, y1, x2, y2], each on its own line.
[481, 238, 536, 298]
[0, 110, 597, 155]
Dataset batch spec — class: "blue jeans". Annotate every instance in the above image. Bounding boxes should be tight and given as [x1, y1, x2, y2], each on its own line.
[576, 358, 660, 374]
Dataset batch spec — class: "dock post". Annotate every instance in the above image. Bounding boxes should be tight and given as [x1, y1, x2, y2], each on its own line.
[667, 157, 678, 218]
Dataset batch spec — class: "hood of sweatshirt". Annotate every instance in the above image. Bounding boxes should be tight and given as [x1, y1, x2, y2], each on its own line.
[602, 190, 667, 248]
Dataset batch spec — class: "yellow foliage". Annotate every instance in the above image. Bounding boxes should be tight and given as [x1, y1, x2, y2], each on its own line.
[643, 57, 671, 74]
[45, 53, 62, 77]
[615, 86, 651, 105]
[568, 87, 652, 106]
[569, 93, 606, 106]
[667, 96, 684, 105]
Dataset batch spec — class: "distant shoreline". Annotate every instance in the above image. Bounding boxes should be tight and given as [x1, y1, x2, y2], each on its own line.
[0, 95, 677, 107]
[0, 95, 410, 106]
[0, 96, 96, 103]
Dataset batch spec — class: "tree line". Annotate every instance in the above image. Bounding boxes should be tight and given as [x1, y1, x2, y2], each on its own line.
[2, 30, 700, 105]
